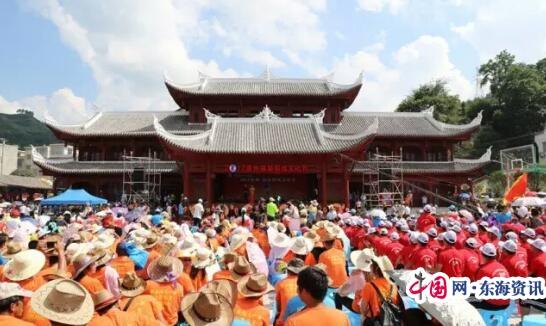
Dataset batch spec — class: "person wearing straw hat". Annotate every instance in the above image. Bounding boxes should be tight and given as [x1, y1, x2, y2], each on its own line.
[317, 228, 347, 288]
[180, 291, 234, 326]
[0, 282, 33, 325]
[358, 254, 399, 325]
[333, 249, 373, 314]
[1, 249, 50, 326]
[72, 253, 106, 295]
[189, 247, 215, 290]
[118, 272, 167, 325]
[282, 237, 313, 265]
[251, 223, 270, 257]
[31, 279, 94, 326]
[228, 256, 256, 282]
[212, 252, 237, 282]
[229, 233, 250, 258]
[285, 266, 349, 326]
[135, 231, 162, 281]
[180, 279, 239, 326]
[88, 289, 158, 326]
[274, 258, 305, 326]
[145, 256, 185, 325]
[233, 273, 273, 326]
[87, 248, 120, 297]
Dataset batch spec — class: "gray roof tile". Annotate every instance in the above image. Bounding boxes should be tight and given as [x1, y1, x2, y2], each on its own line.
[324, 110, 482, 138]
[46, 111, 209, 137]
[164, 75, 362, 97]
[154, 108, 378, 154]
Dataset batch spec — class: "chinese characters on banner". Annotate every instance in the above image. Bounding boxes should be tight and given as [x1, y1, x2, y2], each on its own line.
[226, 164, 311, 174]
[406, 268, 546, 304]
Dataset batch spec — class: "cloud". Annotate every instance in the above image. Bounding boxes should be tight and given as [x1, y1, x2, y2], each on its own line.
[332, 35, 473, 111]
[356, 0, 408, 14]
[0, 88, 89, 124]
[452, 0, 546, 63]
[17, 0, 328, 120]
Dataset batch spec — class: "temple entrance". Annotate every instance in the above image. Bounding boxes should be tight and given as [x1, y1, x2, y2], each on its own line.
[214, 174, 318, 203]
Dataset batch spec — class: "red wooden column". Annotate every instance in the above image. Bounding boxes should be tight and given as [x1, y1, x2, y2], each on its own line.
[183, 162, 191, 200]
[205, 160, 212, 205]
[321, 161, 328, 206]
[343, 172, 350, 209]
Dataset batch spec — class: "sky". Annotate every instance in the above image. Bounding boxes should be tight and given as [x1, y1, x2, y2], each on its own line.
[0, 0, 545, 123]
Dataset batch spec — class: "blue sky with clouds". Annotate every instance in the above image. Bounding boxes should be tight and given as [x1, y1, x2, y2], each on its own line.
[1, 0, 545, 123]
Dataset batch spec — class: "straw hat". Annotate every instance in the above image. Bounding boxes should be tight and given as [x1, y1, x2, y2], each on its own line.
[286, 258, 306, 274]
[66, 243, 94, 263]
[42, 268, 72, 281]
[350, 249, 374, 272]
[30, 279, 94, 325]
[147, 256, 184, 282]
[4, 249, 46, 281]
[93, 289, 119, 311]
[90, 248, 114, 267]
[205, 228, 217, 239]
[119, 272, 147, 298]
[194, 233, 207, 246]
[270, 233, 292, 248]
[0, 282, 33, 300]
[229, 256, 256, 281]
[181, 291, 234, 326]
[3, 241, 23, 259]
[193, 247, 215, 269]
[93, 232, 116, 249]
[141, 233, 160, 250]
[201, 279, 237, 307]
[320, 227, 337, 242]
[229, 233, 248, 251]
[290, 237, 313, 255]
[303, 230, 320, 243]
[177, 238, 198, 258]
[237, 273, 274, 298]
[72, 254, 99, 280]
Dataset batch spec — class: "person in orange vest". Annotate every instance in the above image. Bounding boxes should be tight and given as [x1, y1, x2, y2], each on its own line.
[0, 283, 33, 326]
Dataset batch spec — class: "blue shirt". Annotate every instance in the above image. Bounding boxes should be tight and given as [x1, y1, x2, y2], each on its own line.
[282, 289, 336, 321]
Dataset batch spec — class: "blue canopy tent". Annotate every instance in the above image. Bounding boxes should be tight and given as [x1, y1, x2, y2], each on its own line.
[41, 189, 107, 206]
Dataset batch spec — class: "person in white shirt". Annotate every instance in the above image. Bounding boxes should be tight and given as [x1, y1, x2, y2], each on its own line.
[193, 198, 204, 228]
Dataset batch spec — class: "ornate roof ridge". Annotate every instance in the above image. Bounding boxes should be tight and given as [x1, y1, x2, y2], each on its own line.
[321, 117, 378, 141]
[453, 146, 492, 163]
[153, 115, 211, 142]
[164, 72, 363, 89]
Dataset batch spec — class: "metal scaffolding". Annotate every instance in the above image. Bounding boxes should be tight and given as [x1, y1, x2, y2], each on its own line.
[121, 150, 162, 205]
[360, 148, 404, 208]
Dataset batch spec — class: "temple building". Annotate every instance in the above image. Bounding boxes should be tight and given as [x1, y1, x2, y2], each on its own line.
[34, 71, 490, 206]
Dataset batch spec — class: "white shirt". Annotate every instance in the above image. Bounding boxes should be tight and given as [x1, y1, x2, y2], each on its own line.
[193, 203, 204, 219]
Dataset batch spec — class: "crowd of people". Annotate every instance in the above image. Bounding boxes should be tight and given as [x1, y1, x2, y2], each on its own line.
[0, 194, 545, 325]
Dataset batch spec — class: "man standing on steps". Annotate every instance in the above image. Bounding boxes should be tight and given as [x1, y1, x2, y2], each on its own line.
[193, 198, 204, 228]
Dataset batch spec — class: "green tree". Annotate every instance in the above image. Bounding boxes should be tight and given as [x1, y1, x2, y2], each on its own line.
[396, 80, 463, 123]
[477, 50, 546, 137]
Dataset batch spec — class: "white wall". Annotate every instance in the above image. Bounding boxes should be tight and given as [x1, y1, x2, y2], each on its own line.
[0, 144, 19, 175]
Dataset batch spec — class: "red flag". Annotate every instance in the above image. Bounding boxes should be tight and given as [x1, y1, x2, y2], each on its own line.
[503, 173, 528, 204]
